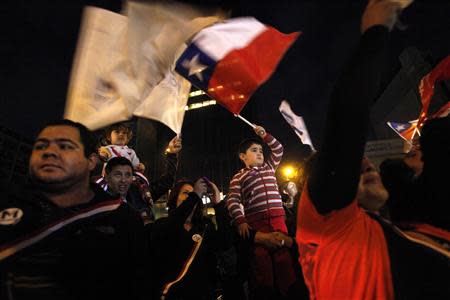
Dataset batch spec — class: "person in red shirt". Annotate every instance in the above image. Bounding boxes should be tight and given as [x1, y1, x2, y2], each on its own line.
[297, 0, 449, 299]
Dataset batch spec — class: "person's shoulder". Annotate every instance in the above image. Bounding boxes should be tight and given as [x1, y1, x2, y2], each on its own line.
[90, 183, 119, 202]
[1, 181, 35, 209]
[0, 183, 43, 244]
[124, 145, 136, 152]
[231, 168, 247, 181]
[90, 184, 139, 220]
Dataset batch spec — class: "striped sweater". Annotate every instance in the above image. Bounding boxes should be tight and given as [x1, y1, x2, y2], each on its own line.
[227, 134, 285, 226]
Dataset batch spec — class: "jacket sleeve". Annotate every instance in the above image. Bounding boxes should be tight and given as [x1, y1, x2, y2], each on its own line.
[149, 193, 201, 240]
[307, 25, 389, 215]
[264, 133, 284, 171]
[226, 174, 247, 226]
[149, 153, 178, 201]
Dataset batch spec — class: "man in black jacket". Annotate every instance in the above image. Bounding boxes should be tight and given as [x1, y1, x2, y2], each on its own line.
[0, 119, 149, 300]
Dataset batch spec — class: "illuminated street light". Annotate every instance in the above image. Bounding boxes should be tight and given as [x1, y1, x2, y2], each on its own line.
[281, 165, 297, 180]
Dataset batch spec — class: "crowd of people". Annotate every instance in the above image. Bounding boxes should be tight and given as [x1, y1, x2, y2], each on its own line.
[1, 0, 449, 299]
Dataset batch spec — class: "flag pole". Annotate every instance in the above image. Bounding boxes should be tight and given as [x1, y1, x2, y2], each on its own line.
[235, 114, 256, 129]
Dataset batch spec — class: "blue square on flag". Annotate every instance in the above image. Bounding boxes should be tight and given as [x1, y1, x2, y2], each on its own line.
[175, 43, 216, 92]
[390, 122, 409, 132]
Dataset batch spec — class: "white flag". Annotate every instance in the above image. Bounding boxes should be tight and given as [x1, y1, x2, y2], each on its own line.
[65, 2, 227, 131]
[64, 7, 131, 129]
[134, 69, 190, 134]
[279, 100, 315, 150]
[125, 0, 227, 94]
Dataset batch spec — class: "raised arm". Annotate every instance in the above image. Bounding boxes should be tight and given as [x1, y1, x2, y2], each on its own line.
[150, 153, 178, 200]
[307, 0, 407, 215]
[254, 125, 284, 170]
[149, 136, 181, 200]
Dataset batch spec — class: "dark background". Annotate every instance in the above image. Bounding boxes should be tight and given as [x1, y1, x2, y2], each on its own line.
[1, 0, 450, 190]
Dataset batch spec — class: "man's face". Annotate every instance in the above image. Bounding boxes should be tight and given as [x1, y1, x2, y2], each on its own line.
[29, 125, 96, 190]
[356, 157, 388, 212]
[105, 165, 133, 198]
[110, 129, 130, 146]
[240, 144, 264, 167]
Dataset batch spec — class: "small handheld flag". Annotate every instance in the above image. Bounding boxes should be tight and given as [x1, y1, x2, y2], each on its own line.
[387, 120, 418, 142]
[279, 100, 315, 150]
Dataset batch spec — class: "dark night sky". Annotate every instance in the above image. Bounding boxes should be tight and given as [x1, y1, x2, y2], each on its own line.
[2, 0, 450, 165]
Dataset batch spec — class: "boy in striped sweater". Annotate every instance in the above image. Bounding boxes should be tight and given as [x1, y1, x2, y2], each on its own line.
[227, 125, 296, 299]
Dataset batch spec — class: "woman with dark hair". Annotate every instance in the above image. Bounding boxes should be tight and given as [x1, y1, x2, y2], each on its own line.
[166, 180, 195, 213]
[149, 178, 221, 300]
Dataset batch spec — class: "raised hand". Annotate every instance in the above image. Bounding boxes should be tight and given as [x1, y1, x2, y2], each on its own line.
[361, 0, 413, 33]
[193, 178, 208, 198]
[203, 177, 222, 205]
[167, 136, 182, 154]
[253, 125, 267, 138]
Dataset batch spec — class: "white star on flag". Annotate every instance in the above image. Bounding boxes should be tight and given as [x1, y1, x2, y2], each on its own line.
[181, 54, 208, 82]
[396, 124, 406, 130]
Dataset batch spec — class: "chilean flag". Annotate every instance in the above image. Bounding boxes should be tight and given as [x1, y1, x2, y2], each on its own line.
[387, 120, 418, 141]
[175, 17, 300, 115]
[417, 54, 450, 129]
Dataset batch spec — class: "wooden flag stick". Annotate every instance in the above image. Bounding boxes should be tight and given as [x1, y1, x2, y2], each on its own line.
[235, 114, 256, 129]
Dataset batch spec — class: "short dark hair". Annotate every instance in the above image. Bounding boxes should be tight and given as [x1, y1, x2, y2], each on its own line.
[167, 179, 195, 213]
[36, 119, 97, 158]
[105, 157, 133, 175]
[238, 138, 262, 154]
[106, 122, 133, 142]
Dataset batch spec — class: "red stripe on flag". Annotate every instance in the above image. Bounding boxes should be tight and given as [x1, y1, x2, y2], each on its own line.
[208, 27, 300, 114]
[400, 124, 417, 141]
[418, 55, 450, 127]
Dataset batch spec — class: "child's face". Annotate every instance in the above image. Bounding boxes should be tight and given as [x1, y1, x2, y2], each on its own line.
[110, 129, 130, 146]
[240, 143, 264, 167]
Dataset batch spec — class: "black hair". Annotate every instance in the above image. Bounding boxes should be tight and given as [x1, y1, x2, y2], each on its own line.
[36, 119, 97, 158]
[105, 157, 133, 175]
[419, 115, 450, 164]
[105, 122, 133, 142]
[167, 179, 195, 213]
[238, 138, 263, 154]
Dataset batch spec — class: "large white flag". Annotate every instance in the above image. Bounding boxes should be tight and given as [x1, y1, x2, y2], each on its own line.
[65, 7, 131, 129]
[279, 100, 315, 150]
[65, 2, 227, 132]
